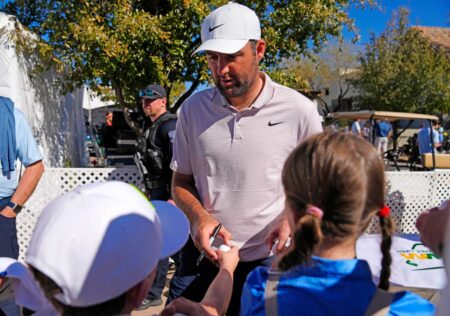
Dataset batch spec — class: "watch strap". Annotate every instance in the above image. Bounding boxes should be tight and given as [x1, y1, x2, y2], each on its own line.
[6, 201, 23, 214]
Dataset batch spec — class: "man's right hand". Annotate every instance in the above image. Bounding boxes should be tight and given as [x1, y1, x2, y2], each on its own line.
[192, 213, 232, 262]
[171, 171, 232, 262]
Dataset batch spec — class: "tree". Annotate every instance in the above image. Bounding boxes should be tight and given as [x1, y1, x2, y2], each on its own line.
[351, 8, 450, 115]
[322, 42, 360, 112]
[275, 41, 360, 114]
[2, 0, 375, 134]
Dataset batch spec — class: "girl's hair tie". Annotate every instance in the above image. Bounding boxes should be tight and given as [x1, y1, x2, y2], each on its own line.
[305, 205, 324, 219]
[378, 205, 391, 218]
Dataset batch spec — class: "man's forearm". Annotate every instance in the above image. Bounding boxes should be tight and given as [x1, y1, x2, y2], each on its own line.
[171, 172, 210, 225]
[10, 161, 44, 206]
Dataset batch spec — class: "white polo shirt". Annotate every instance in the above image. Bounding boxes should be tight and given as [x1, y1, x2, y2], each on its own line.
[171, 73, 323, 261]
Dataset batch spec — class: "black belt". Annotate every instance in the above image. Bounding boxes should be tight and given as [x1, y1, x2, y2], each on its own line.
[0, 196, 12, 202]
[145, 178, 169, 189]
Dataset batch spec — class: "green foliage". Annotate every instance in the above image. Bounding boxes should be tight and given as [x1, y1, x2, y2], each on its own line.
[2, 0, 374, 111]
[266, 62, 310, 92]
[351, 8, 450, 115]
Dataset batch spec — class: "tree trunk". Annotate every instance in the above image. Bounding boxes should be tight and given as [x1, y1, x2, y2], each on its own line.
[172, 80, 200, 113]
[111, 78, 142, 138]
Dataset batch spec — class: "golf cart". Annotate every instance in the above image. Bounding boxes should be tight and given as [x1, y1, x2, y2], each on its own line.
[327, 111, 441, 171]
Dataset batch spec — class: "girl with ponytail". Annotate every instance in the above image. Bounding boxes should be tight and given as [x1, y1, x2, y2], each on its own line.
[240, 130, 434, 315]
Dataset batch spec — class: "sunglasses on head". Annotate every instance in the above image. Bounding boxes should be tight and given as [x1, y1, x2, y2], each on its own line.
[139, 88, 162, 98]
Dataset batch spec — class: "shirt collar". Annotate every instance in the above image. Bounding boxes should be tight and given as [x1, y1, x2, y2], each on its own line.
[211, 72, 274, 110]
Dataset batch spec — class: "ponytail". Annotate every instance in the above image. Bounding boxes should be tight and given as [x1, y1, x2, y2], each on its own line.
[278, 214, 323, 271]
[378, 207, 394, 290]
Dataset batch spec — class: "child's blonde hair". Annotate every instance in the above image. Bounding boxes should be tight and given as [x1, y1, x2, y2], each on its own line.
[279, 130, 394, 290]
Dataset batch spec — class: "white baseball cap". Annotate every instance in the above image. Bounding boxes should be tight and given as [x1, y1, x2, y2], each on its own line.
[25, 181, 189, 307]
[193, 2, 261, 55]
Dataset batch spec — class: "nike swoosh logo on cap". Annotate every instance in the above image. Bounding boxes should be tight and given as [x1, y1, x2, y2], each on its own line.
[268, 121, 284, 126]
[209, 23, 225, 32]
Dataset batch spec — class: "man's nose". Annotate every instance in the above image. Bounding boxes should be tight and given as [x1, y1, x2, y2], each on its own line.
[216, 57, 229, 76]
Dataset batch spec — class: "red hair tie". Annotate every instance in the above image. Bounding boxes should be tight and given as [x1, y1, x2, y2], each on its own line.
[378, 206, 391, 218]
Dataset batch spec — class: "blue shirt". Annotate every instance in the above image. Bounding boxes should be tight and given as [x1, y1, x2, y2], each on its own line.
[0, 109, 42, 198]
[417, 127, 440, 155]
[241, 257, 434, 316]
[376, 121, 391, 137]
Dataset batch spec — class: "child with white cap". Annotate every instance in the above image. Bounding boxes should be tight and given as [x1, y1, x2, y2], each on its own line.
[0, 181, 239, 316]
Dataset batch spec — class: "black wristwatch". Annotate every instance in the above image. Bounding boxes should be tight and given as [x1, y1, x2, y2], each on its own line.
[5, 201, 23, 214]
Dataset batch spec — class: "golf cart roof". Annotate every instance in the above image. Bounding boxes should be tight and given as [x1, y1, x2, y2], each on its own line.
[327, 111, 439, 122]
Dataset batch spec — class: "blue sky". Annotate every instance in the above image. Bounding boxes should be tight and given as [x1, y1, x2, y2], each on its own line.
[345, 0, 449, 44]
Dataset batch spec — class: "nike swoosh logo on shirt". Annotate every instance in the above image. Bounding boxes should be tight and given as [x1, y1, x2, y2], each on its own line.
[268, 121, 284, 126]
[209, 24, 225, 32]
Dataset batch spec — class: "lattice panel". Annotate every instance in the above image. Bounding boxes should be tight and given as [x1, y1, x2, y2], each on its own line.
[17, 169, 450, 261]
[366, 171, 450, 234]
[17, 167, 143, 261]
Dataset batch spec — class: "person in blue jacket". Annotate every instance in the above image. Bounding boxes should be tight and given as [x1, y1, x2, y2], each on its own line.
[240, 131, 435, 316]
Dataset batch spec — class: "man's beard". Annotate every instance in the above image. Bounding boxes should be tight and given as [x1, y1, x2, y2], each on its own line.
[215, 61, 259, 99]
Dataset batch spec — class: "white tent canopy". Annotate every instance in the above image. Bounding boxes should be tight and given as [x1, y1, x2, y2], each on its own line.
[82, 88, 115, 111]
[0, 12, 108, 167]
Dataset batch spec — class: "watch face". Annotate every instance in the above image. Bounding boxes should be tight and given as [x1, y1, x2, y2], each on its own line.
[13, 204, 23, 214]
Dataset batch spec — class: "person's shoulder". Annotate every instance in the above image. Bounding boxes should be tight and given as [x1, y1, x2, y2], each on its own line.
[182, 87, 216, 107]
[160, 112, 177, 122]
[177, 87, 217, 119]
[389, 291, 435, 315]
[159, 114, 177, 131]
[158, 112, 177, 133]
[418, 128, 427, 136]
[13, 108, 32, 129]
[13, 107, 26, 120]
[271, 80, 313, 106]
[269, 81, 320, 122]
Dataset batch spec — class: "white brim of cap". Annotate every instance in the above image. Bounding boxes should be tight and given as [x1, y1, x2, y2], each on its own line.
[193, 39, 249, 55]
[152, 201, 189, 258]
[0, 258, 57, 315]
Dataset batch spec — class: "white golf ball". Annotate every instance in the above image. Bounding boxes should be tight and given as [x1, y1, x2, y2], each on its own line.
[219, 244, 231, 252]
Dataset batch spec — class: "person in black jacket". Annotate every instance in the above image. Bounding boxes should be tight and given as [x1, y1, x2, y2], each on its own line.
[136, 84, 177, 309]
[137, 84, 177, 201]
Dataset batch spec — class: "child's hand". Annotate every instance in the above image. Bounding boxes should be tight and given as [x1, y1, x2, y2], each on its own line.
[217, 246, 239, 272]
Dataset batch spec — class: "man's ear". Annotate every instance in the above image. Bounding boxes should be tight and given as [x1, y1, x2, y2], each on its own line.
[256, 39, 266, 62]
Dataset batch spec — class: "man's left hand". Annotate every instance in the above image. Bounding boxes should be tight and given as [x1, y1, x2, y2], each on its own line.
[265, 215, 291, 255]
[0, 206, 16, 218]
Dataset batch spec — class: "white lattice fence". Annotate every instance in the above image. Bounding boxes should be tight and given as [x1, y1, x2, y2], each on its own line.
[17, 168, 450, 261]
[367, 171, 450, 233]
